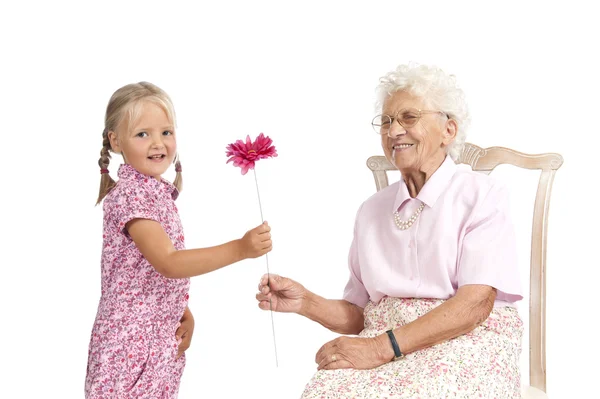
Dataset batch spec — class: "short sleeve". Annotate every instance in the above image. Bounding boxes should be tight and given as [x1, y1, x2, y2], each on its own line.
[107, 182, 161, 235]
[457, 182, 523, 302]
[343, 204, 369, 308]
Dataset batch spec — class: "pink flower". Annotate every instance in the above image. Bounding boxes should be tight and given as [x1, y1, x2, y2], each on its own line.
[226, 133, 278, 175]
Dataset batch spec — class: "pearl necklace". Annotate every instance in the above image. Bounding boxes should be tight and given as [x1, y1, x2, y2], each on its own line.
[393, 202, 425, 230]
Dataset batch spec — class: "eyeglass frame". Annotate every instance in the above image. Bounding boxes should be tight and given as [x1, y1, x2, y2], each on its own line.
[371, 108, 449, 135]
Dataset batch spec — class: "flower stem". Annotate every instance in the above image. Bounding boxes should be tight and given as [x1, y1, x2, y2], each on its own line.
[253, 167, 279, 368]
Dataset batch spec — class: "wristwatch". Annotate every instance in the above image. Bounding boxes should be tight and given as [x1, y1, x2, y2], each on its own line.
[385, 329, 404, 360]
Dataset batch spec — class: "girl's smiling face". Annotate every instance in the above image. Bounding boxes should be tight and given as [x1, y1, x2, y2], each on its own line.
[108, 100, 177, 180]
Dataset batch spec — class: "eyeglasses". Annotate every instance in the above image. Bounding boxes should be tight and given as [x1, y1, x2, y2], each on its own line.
[371, 108, 447, 135]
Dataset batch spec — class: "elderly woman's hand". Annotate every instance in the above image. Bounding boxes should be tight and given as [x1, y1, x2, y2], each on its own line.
[256, 274, 306, 313]
[315, 335, 392, 370]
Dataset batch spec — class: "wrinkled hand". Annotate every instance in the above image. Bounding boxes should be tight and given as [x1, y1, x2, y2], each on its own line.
[241, 222, 272, 259]
[315, 335, 390, 370]
[175, 312, 195, 359]
[256, 274, 306, 313]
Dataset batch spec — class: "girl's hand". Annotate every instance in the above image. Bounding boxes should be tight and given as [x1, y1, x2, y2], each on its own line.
[176, 308, 195, 359]
[256, 274, 306, 313]
[315, 335, 392, 370]
[240, 221, 272, 259]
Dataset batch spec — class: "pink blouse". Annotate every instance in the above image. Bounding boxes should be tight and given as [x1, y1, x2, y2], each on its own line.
[343, 156, 523, 308]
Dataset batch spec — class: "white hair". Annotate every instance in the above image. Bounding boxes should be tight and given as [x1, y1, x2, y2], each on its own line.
[375, 63, 470, 161]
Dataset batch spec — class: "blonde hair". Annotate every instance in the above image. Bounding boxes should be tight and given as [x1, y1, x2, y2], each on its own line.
[96, 82, 182, 205]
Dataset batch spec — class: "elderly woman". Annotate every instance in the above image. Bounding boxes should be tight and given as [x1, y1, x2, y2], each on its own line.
[256, 63, 523, 398]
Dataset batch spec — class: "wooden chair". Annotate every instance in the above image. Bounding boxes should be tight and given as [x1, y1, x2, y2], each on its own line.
[366, 143, 564, 398]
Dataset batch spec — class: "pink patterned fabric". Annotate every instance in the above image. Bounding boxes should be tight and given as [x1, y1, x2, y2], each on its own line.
[85, 164, 190, 398]
[343, 156, 523, 308]
[302, 297, 524, 398]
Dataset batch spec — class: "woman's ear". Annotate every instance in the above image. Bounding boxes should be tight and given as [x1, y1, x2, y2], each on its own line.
[108, 131, 121, 154]
[442, 118, 458, 145]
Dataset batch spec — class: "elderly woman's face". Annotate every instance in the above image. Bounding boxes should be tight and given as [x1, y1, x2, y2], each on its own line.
[381, 91, 455, 172]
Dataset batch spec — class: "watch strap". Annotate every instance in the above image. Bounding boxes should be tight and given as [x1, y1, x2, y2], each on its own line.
[385, 329, 403, 360]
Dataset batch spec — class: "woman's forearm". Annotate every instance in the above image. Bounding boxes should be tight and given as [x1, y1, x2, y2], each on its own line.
[376, 285, 496, 361]
[299, 291, 364, 335]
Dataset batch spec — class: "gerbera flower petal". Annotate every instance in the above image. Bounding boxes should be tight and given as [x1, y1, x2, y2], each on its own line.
[225, 133, 277, 174]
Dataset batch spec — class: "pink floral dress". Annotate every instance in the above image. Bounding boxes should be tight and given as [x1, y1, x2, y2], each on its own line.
[85, 164, 190, 399]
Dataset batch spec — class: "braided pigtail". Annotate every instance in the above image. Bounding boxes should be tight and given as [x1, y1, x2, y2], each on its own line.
[96, 128, 117, 205]
[173, 155, 183, 193]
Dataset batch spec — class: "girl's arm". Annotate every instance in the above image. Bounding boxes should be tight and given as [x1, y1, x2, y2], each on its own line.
[127, 218, 271, 278]
[176, 306, 194, 358]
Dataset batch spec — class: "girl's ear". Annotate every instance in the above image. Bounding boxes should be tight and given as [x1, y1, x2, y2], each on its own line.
[108, 131, 121, 154]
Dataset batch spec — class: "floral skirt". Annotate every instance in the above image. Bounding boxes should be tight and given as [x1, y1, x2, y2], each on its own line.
[301, 297, 523, 399]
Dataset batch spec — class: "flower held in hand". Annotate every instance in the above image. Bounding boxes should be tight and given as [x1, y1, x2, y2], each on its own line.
[225, 133, 278, 175]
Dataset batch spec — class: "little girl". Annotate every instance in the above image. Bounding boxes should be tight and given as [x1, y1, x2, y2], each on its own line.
[85, 82, 272, 398]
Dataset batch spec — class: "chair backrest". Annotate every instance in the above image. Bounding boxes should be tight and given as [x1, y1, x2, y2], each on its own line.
[366, 143, 563, 393]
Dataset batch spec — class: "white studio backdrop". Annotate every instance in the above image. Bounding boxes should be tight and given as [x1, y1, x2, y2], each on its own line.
[1, 1, 597, 398]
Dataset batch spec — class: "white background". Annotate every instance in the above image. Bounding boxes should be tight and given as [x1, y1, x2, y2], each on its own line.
[1, 1, 598, 398]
